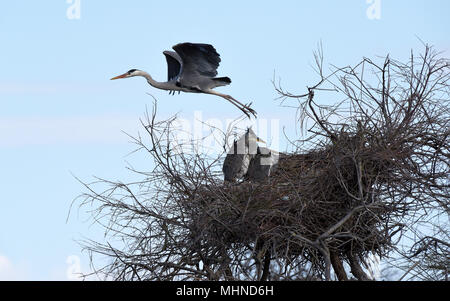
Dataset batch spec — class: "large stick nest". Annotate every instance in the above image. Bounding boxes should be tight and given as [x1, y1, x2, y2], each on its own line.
[186, 131, 403, 268]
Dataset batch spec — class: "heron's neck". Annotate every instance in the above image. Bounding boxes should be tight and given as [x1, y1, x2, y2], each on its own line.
[137, 71, 171, 90]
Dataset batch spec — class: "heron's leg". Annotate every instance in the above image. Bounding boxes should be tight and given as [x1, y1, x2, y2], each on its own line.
[206, 90, 257, 118]
[225, 97, 252, 118]
[226, 97, 256, 118]
[225, 95, 257, 117]
[225, 95, 251, 111]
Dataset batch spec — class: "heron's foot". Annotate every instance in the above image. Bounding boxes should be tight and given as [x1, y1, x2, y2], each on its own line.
[223, 94, 257, 119]
[243, 102, 257, 119]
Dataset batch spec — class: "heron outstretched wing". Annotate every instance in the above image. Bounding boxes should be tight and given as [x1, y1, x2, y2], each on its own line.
[163, 51, 182, 82]
[172, 43, 221, 87]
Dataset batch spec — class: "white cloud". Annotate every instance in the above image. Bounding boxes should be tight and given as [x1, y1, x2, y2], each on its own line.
[0, 253, 98, 281]
[0, 254, 28, 281]
[47, 255, 112, 281]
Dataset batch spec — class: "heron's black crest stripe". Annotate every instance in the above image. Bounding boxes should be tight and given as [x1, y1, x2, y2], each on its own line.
[128, 69, 138, 74]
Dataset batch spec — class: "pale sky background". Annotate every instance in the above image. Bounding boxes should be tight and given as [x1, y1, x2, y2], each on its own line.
[0, 0, 449, 280]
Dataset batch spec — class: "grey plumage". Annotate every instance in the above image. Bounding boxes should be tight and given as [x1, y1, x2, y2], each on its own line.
[173, 43, 220, 78]
[223, 129, 279, 182]
[171, 43, 227, 91]
[246, 146, 279, 182]
[162, 51, 182, 82]
[223, 128, 259, 182]
[222, 140, 250, 182]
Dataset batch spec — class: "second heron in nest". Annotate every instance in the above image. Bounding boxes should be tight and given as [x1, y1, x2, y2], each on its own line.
[223, 128, 279, 182]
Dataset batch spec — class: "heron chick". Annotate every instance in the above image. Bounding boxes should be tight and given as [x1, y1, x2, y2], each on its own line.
[111, 42, 257, 119]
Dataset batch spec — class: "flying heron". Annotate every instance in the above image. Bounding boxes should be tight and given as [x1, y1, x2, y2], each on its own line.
[111, 42, 257, 118]
[222, 128, 265, 182]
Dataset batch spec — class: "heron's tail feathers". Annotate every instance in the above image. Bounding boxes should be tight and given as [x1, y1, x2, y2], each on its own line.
[212, 77, 232, 87]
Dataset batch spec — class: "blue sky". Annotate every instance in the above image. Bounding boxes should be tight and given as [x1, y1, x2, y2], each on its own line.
[0, 1, 449, 280]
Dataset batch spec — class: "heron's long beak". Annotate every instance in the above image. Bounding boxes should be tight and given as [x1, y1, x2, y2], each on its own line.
[110, 73, 128, 80]
[256, 137, 266, 144]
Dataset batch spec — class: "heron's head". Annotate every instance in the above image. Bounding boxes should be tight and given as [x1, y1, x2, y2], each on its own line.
[110, 69, 141, 80]
[246, 128, 266, 144]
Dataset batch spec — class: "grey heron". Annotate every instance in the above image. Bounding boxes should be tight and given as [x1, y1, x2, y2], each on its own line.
[246, 146, 279, 182]
[222, 128, 265, 182]
[111, 42, 257, 118]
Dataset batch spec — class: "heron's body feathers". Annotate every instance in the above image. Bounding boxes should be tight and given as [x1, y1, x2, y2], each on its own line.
[169, 42, 224, 91]
[223, 149, 250, 182]
[223, 129, 259, 182]
[246, 147, 279, 182]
